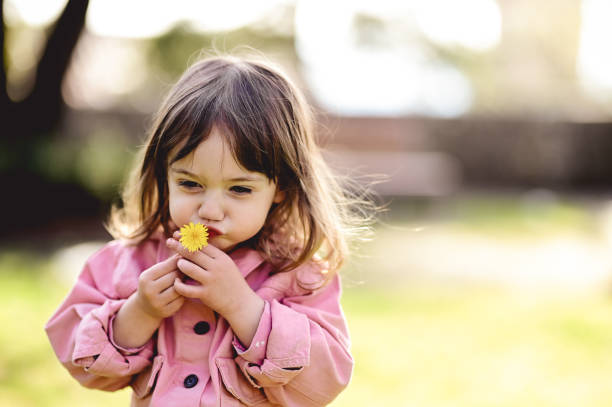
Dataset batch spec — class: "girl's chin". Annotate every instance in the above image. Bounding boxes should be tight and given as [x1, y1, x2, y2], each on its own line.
[215, 241, 239, 253]
[207, 238, 231, 252]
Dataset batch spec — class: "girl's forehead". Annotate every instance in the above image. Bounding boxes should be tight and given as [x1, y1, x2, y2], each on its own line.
[168, 129, 264, 180]
[169, 126, 229, 162]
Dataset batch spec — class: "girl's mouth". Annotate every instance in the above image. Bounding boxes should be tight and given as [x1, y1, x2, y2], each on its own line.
[206, 226, 222, 239]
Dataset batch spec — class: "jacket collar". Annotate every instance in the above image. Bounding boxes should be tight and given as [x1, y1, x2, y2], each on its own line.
[228, 245, 266, 278]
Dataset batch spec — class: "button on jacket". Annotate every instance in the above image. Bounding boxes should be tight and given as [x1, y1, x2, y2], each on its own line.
[45, 234, 353, 406]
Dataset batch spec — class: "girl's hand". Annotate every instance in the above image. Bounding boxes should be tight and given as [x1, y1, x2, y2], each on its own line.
[134, 253, 185, 319]
[166, 235, 258, 320]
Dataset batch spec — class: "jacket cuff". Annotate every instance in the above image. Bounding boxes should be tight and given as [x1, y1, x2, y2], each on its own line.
[233, 299, 311, 387]
[108, 313, 152, 356]
[72, 299, 154, 376]
[232, 300, 272, 365]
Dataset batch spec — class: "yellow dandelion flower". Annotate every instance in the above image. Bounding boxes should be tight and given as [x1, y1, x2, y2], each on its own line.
[179, 222, 209, 252]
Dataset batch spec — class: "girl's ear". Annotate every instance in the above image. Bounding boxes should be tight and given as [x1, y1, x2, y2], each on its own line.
[273, 188, 285, 204]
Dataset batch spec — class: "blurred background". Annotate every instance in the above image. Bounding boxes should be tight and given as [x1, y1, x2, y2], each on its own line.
[3, 0, 612, 405]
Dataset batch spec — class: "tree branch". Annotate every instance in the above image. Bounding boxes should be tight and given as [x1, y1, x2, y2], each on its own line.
[0, 0, 9, 110]
[26, 0, 89, 131]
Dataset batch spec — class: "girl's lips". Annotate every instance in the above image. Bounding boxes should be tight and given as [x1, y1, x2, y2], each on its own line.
[206, 226, 222, 238]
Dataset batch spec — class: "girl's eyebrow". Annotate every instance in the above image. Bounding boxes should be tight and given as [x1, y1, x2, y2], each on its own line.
[170, 167, 265, 182]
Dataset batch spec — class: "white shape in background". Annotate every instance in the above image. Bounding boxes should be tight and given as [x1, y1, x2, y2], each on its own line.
[62, 35, 148, 110]
[51, 242, 106, 284]
[87, 0, 176, 38]
[9, 0, 505, 116]
[5, 0, 67, 26]
[294, 0, 495, 117]
[7, 0, 292, 38]
[414, 0, 501, 51]
[577, 0, 612, 100]
[178, 0, 293, 33]
[88, 0, 294, 38]
[419, 63, 474, 117]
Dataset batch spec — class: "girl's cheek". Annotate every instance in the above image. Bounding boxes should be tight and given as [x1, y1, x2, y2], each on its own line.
[167, 199, 183, 224]
[169, 196, 195, 224]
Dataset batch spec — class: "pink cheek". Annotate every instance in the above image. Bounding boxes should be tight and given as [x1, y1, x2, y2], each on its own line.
[168, 197, 190, 221]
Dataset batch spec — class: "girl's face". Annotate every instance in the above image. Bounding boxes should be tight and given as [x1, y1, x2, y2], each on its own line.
[167, 127, 284, 252]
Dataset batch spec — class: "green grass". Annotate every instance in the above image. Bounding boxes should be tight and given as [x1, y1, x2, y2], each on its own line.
[337, 285, 612, 406]
[0, 252, 131, 407]
[3, 252, 612, 406]
[385, 193, 599, 239]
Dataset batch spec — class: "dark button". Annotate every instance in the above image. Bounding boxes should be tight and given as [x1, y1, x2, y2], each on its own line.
[193, 321, 210, 335]
[184, 374, 198, 388]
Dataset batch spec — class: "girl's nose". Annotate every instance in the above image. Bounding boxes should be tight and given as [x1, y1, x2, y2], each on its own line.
[197, 193, 224, 222]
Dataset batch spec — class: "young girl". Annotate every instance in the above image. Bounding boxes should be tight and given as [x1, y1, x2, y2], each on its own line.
[45, 55, 372, 406]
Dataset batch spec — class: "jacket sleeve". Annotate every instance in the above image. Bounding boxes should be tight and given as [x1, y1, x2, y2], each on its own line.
[44, 242, 155, 391]
[230, 269, 353, 406]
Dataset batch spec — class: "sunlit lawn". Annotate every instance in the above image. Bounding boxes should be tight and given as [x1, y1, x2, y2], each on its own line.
[3, 194, 612, 406]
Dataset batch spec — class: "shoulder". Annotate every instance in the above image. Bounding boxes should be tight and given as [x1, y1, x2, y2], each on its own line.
[259, 256, 331, 297]
[86, 237, 160, 272]
[82, 235, 163, 298]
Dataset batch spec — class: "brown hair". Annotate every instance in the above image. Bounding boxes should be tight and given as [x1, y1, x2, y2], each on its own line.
[107, 55, 375, 276]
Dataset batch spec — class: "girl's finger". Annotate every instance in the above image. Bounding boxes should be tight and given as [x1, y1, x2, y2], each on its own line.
[177, 258, 207, 282]
[159, 284, 181, 305]
[200, 243, 221, 259]
[167, 238, 214, 269]
[152, 270, 180, 291]
[146, 254, 180, 280]
[166, 295, 185, 314]
[174, 278, 202, 299]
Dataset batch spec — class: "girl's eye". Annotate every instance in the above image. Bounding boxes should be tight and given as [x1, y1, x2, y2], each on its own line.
[230, 186, 252, 194]
[178, 180, 201, 189]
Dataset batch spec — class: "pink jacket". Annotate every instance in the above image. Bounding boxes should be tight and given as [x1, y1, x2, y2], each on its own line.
[45, 234, 353, 406]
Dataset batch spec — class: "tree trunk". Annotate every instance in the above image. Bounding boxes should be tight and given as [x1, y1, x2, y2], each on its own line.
[0, 0, 100, 237]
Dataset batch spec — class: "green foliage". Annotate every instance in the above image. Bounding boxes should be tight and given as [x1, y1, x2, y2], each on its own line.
[33, 128, 134, 201]
[74, 130, 133, 199]
[146, 21, 297, 84]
